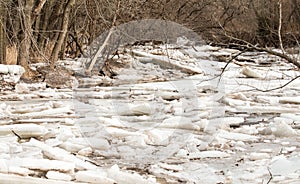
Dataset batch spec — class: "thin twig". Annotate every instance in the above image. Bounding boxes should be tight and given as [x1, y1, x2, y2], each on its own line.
[238, 75, 300, 92]
[11, 130, 21, 140]
[217, 49, 249, 84]
[267, 167, 273, 184]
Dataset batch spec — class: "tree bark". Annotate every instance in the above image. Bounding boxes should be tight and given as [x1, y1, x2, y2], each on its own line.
[18, 0, 34, 77]
[50, 0, 75, 68]
[0, 1, 7, 64]
[33, 0, 47, 15]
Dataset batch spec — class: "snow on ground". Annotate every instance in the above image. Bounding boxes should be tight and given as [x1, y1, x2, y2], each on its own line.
[0, 41, 299, 183]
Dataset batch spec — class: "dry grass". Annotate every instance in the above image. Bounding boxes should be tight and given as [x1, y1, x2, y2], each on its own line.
[6, 44, 17, 65]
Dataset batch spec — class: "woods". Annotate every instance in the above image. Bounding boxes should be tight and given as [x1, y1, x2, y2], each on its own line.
[0, 1, 300, 183]
[0, 0, 299, 77]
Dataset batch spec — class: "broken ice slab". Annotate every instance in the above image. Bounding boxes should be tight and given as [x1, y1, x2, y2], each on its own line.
[116, 103, 152, 116]
[179, 47, 211, 59]
[133, 50, 202, 74]
[0, 159, 33, 176]
[221, 97, 248, 106]
[107, 164, 156, 184]
[270, 155, 300, 179]
[46, 171, 72, 181]
[61, 137, 110, 152]
[0, 124, 47, 138]
[11, 103, 52, 114]
[0, 173, 84, 184]
[279, 96, 300, 104]
[206, 117, 245, 130]
[155, 91, 181, 100]
[249, 152, 270, 161]
[7, 158, 75, 172]
[144, 129, 174, 146]
[105, 127, 147, 139]
[157, 163, 184, 172]
[241, 66, 263, 78]
[187, 151, 230, 159]
[8, 166, 34, 176]
[159, 116, 200, 131]
[75, 170, 115, 184]
[270, 121, 297, 137]
[234, 105, 299, 114]
[17, 106, 73, 118]
[216, 130, 260, 142]
[281, 113, 300, 121]
[27, 138, 97, 170]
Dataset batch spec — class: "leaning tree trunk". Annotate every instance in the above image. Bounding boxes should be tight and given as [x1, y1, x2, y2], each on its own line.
[50, 0, 75, 68]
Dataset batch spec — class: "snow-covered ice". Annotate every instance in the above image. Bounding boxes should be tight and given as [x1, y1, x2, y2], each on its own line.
[0, 41, 299, 183]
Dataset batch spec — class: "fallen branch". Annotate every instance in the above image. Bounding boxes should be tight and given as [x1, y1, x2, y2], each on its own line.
[86, 28, 115, 75]
[267, 167, 273, 184]
[85, 2, 119, 75]
[223, 37, 300, 69]
[239, 75, 300, 92]
[217, 49, 249, 83]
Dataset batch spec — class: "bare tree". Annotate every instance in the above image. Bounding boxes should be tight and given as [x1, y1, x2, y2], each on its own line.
[50, 0, 75, 68]
[18, 0, 35, 78]
[0, 1, 8, 64]
[0, 0, 298, 79]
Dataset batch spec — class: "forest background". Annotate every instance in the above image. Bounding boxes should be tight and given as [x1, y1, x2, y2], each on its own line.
[0, 0, 299, 77]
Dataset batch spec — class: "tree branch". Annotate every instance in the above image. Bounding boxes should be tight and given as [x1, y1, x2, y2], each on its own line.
[33, 0, 47, 15]
[85, 1, 119, 75]
[223, 33, 300, 68]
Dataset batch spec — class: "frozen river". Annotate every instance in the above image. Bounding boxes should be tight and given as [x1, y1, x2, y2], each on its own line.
[0, 43, 300, 183]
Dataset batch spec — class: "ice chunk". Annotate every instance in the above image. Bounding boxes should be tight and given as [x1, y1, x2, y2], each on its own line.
[117, 103, 152, 116]
[270, 121, 297, 137]
[270, 155, 300, 177]
[8, 166, 33, 176]
[78, 147, 93, 156]
[9, 158, 75, 172]
[217, 130, 259, 142]
[249, 152, 270, 161]
[46, 171, 72, 181]
[279, 97, 300, 104]
[188, 151, 230, 159]
[0, 159, 8, 173]
[160, 116, 200, 130]
[0, 173, 78, 184]
[27, 138, 97, 170]
[155, 91, 181, 100]
[145, 129, 173, 146]
[75, 170, 115, 184]
[241, 66, 262, 78]
[15, 83, 30, 93]
[0, 124, 47, 138]
[108, 164, 155, 184]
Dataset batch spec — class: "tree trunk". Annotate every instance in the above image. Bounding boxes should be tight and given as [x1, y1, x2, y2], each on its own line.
[0, 2, 7, 64]
[50, 0, 75, 68]
[18, 0, 34, 77]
